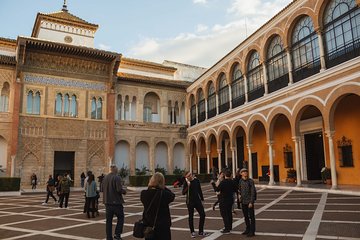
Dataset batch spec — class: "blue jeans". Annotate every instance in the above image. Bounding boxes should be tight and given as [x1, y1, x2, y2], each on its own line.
[106, 204, 124, 240]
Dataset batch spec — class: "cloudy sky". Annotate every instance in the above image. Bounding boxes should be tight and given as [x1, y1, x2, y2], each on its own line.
[1, 0, 292, 68]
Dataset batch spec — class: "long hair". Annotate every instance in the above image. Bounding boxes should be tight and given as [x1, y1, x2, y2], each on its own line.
[148, 172, 165, 189]
[88, 174, 94, 183]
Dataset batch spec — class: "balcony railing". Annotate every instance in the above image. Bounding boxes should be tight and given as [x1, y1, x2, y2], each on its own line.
[198, 111, 206, 123]
[325, 38, 360, 69]
[190, 117, 196, 126]
[268, 74, 289, 93]
[219, 101, 230, 114]
[292, 59, 321, 83]
[208, 108, 217, 119]
[232, 95, 245, 108]
[248, 85, 265, 102]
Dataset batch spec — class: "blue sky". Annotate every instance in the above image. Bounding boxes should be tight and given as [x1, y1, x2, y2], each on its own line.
[0, 0, 292, 67]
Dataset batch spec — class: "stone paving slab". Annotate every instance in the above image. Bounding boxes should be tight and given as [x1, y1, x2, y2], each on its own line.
[318, 222, 360, 238]
[322, 212, 360, 221]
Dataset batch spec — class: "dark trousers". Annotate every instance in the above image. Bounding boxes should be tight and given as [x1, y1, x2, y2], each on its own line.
[220, 202, 233, 230]
[86, 197, 96, 215]
[45, 190, 57, 203]
[187, 201, 205, 233]
[59, 192, 70, 208]
[105, 204, 124, 240]
[242, 204, 255, 233]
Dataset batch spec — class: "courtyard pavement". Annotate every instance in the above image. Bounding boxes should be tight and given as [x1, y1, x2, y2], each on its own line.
[0, 185, 360, 240]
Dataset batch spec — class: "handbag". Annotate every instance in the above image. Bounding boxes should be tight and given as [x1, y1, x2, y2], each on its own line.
[133, 189, 163, 239]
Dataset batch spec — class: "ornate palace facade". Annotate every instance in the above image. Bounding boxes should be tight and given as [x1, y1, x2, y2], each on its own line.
[1, 0, 360, 188]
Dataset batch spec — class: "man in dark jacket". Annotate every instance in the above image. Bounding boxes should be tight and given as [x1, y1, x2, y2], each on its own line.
[213, 168, 238, 234]
[182, 171, 209, 238]
[239, 168, 256, 237]
[59, 174, 71, 208]
[103, 165, 126, 240]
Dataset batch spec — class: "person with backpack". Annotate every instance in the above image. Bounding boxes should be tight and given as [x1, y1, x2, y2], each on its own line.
[239, 168, 257, 237]
[59, 173, 71, 209]
[42, 174, 57, 205]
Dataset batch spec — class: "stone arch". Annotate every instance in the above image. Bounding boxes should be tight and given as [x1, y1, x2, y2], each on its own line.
[267, 106, 293, 139]
[197, 133, 207, 153]
[173, 142, 186, 170]
[244, 45, 263, 71]
[291, 96, 326, 134]
[21, 153, 39, 186]
[135, 141, 150, 170]
[284, 10, 318, 48]
[231, 120, 247, 147]
[115, 140, 130, 168]
[155, 141, 168, 170]
[262, 32, 286, 61]
[217, 124, 232, 148]
[205, 78, 216, 98]
[314, 0, 331, 30]
[227, 60, 242, 84]
[188, 137, 197, 155]
[143, 92, 161, 123]
[325, 83, 360, 131]
[246, 113, 268, 143]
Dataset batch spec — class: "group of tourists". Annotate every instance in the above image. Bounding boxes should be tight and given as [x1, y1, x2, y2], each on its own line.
[38, 165, 256, 240]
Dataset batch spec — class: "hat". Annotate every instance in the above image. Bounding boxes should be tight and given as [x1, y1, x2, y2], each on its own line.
[240, 168, 248, 174]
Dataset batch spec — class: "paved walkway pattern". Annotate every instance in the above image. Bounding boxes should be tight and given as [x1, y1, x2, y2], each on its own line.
[0, 185, 360, 239]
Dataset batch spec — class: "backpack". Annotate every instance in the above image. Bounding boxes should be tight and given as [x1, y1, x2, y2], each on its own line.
[61, 179, 71, 193]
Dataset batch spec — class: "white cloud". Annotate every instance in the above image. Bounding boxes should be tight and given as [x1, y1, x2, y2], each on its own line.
[127, 0, 292, 68]
[98, 43, 112, 51]
[193, 0, 208, 4]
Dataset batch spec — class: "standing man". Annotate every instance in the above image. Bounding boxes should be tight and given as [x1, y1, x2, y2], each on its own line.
[214, 168, 238, 234]
[59, 174, 71, 208]
[42, 174, 57, 205]
[239, 168, 256, 237]
[103, 164, 126, 240]
[182, 171, 209, 238]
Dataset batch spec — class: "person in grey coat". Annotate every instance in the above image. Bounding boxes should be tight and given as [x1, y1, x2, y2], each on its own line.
[239, 168, 256, 237]
[103, 165, 126, 240]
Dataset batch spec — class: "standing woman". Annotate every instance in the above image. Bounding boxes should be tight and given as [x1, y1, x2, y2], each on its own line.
[85, 174, 97, 218]
[141, 172, 175, 240]
[31, 173, 37, 190]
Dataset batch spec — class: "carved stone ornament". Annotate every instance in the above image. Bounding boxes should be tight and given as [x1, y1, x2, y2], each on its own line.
[337, 136, 352, 147]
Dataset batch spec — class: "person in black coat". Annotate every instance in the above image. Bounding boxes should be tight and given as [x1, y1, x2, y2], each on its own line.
[182, 171, 209, 238]
[214, 168, 238, 234]
[141, 172, 175, 240]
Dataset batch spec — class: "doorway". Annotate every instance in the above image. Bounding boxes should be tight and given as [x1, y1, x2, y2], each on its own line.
[304, 132, 325, 180]
[54, 151, 75, 185]
[251, 153, 258, 179]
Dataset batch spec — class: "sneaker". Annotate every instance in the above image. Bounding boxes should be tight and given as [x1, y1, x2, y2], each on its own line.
[198, 232, 210, 237]
[220, 229, 231, 234]
[242, 230, 249, 235]
[42, 202, 47, 205]
[191, 232, 196, 238]
[247, 232, 255, 237]
[113, 236, 122, 240]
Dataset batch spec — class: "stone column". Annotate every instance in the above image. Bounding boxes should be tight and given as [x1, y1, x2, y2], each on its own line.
[197, 154, 201, 174]
[189, 154, 193, 173]
[205, 99, 208, 120]
[231, 147, 236, 177]
[326, 131, 338, 189]
[292, 136, 302, 186]
[228, 85, 233, 109]
[217, 149, 222, 171]
[263, 63, 268, 95]
[121, 100, 125, 120]
[11, 155, 15, 177]
[286, 48, 294, 85]
[195, 104, 199, 124]
[247, 144, 253, 179]
[267, 141, 275, 185]
[129, 99, 132, 121]
[168, 143, 174, 174]
[206, 151, 210, 174]
[244, 75, 249, 103]
[216, 93, 219, 115]
[188, 108, 191, 126]
[178, 105, 181, 124]
[149, 141, 155, 173]
[130, 143, 136, 175]
[317, 29, 327, 71]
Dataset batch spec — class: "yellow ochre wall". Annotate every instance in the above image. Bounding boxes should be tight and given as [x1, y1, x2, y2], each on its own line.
[251, 123, 267, 178]
[333, 95, 360, 185]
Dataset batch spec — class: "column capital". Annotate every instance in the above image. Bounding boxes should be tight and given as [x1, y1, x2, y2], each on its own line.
[267, 140, 274, 146]
[246, 143, 253, 148]
[292, 136, 300, 142]
[325, 130, 335, 138]
[217, 149, 222, 154]
[230, 147, 236, 151]
[206, 151, 211, 155]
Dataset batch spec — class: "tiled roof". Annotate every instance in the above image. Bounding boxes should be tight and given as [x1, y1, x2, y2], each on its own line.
[118, 72, 190, 89]
[39, 10, 98, 28]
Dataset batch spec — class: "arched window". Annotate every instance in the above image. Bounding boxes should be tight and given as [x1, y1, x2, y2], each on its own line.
[207, 82, 216, 119]
[143, 92, 160, 123]
[97, 98, 103, 120]
[64, 94, 70, 116]
[247, 51, 264, 101]
[70, 95, 77, 117]
[26, 91, 34, 114]
[267, 35, 289, 93]
[91, 97, 97, 119]
[0, 82, 10, 112]
[291, 16, 320, 82]
[324, 0, 360, 68]
[190, 95, 196, 126]
[55, 93, 62, 115]
[231, 64, 245, 108]
[143, 107, 152, 122]
[218, 73, 229, 114]
[197, 89, 205, 123]
[34, 92, 40, 115]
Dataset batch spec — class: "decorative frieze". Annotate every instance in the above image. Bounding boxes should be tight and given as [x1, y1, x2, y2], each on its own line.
[24, 74, 106, 91]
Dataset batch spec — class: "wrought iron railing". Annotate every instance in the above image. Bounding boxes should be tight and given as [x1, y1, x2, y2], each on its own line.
[325, 38, 360, 69]
[268, 74, 289, 93]
[219, 101, 230, 114]
[248, 85, 265, 102]
[292, 59, 321, 83]
[232, 95, 245, 108]
[208, 108, 217, 119]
